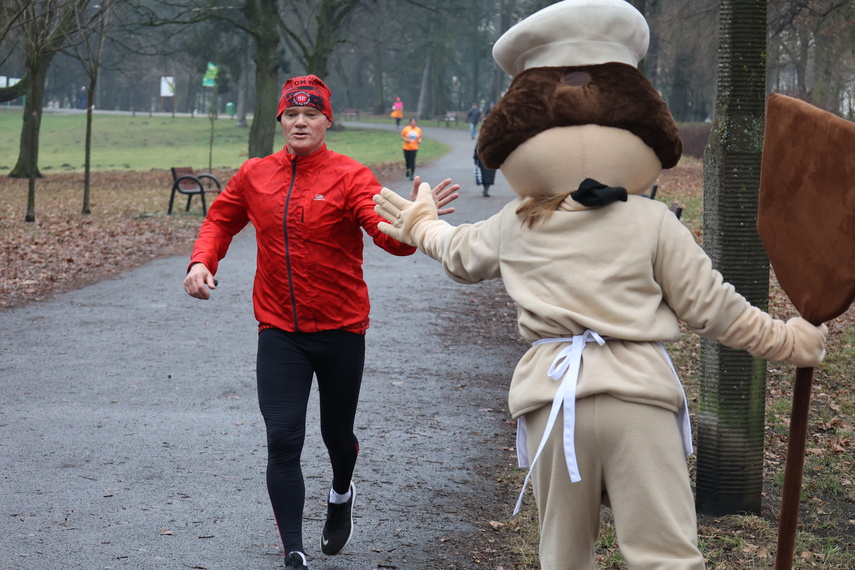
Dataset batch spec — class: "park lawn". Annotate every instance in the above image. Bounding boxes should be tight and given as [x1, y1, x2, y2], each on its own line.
[0, 109, 448, 173]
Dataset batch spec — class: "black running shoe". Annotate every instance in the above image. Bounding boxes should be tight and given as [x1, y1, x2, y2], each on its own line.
[320, 482, 356, 555]
[284, 551, 308, 569]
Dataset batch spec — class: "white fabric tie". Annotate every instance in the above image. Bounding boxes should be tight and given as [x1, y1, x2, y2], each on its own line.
[512, 335, 693, 516]
[513, 331, 605, 515]
[658, 343, 694, 458]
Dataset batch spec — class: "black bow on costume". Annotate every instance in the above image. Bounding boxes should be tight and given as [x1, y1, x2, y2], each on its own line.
[571, 178, 628, 208]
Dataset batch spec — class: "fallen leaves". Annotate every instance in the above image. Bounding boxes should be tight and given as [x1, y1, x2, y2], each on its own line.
[0, 170, 207, 308]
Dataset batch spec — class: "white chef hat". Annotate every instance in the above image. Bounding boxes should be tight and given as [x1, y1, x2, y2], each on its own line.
[493, 0, 649, 77]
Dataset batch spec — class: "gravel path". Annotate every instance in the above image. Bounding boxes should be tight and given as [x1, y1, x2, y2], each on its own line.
[0, 122, 530, 569]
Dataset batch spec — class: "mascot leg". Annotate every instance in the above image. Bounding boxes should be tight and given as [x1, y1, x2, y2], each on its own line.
[525, 403, 600, 570]
[525, 395, 705, 569]
[599, 396, 705, 569]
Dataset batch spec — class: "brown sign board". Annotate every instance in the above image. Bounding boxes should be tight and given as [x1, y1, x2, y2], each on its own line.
[758, 94, 855, 325]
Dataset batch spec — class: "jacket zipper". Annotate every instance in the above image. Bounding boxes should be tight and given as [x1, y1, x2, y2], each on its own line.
[283, 157, 300, 332]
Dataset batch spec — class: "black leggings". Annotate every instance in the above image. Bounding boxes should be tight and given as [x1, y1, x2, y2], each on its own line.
[403, 149, 418, 176]
[256, 328, 364, 554]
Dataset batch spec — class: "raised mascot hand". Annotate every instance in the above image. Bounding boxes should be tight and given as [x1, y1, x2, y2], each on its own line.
[374, 183, 439, 247]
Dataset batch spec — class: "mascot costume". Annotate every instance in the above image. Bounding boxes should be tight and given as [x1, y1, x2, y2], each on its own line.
[373, 1, 830, 568]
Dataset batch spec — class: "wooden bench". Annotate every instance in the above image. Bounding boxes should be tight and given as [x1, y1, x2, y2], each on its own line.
[437, 111, 458, 127]
[645, 183, 683, 219]
[341, 108, 359, 119]
[168, 167, 222, 215]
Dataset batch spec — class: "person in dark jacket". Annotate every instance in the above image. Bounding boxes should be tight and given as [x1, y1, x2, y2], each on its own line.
[183, 75, 458, 570]
[473, 143, 497, 196]
[466, 103, 481, 139]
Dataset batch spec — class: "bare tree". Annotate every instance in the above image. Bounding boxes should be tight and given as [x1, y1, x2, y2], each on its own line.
[240, 0, 281, 157]
[768, 0, 855, 116]
[66, 0, 118, 214]
[234, 33, 251, 127]
[0, 1, 29, 80]
[280, 0, 362, 79]
[126, 0, 281, 156]
[696, 0, 769, 516]
[7, 0, 90, 224]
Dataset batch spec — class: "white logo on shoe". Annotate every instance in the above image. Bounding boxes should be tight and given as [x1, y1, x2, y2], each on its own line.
[322, 537, 329, 546]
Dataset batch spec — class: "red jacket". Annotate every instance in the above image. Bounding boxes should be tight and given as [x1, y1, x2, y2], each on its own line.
[189, 144, 415, 334]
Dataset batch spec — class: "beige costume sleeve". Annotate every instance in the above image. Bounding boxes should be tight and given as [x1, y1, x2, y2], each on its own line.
[717, 309, 826, 367]
[653, 210, 826, 367]
[375, 186, 502, 284]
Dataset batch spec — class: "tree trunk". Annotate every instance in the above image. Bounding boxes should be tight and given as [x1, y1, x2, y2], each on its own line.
[309, 6, 336, 79]
[470, 44, 480, 107]
[10, 59, 49, 180]
[246, 0, 281, 158]
[372, 44, 385, 115]
[236, 36, 249, 128]
[83, 80, 95, 214]
[0, 74, 30, 103]
[638, 0, 655, 82]
[185, 68, 198, 116]
[669, 51, 693, 121]
[416, 53, 432, 120]
[490, 0, 517, 103]
[795, 26, 810, 99]
[249, 45, 279, 158]
[431, 47, 447, 117]
[26, 108, 37, 222]
[696, 0, 768, 516]
[208, 92, 217, 173]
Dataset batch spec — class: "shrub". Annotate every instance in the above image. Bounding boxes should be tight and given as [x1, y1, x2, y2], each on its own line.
[678, 122, 712, 158]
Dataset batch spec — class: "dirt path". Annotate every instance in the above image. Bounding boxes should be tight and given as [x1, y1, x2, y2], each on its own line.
[0, 124, 532, 569]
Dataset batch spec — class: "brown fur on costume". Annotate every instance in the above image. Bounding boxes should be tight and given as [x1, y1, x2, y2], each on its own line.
[478, 62, 682, 170]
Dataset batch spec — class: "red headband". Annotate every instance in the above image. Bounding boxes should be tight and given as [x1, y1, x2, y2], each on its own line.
[277, 75, 333, 122]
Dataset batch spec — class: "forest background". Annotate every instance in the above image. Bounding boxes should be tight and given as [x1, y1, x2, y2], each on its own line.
[2, 0, 854, 158]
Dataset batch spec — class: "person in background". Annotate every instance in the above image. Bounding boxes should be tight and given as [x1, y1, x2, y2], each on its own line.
[466, 103, 481, 139]
[77, 86, 88, 110]
[401, 118, 422, 181]
[390, 96, 404, 126]
[183, 75, 458, 570]
[473, 142, 496, 197]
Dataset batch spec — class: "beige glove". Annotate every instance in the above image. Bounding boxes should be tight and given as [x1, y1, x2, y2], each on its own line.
[374, 184, 442, 247]
[718, 306, 828, 367]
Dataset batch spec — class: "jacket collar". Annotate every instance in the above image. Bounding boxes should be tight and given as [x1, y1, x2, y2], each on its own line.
[281, 143, 330, 167]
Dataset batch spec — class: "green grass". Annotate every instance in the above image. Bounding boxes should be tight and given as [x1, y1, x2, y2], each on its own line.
[595, 523, 626, 567]
[342, 112, 470, 130]
[0, 109, 449, 173]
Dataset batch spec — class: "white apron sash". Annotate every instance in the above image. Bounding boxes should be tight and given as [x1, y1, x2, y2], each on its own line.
[513, 333, 692, 516]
